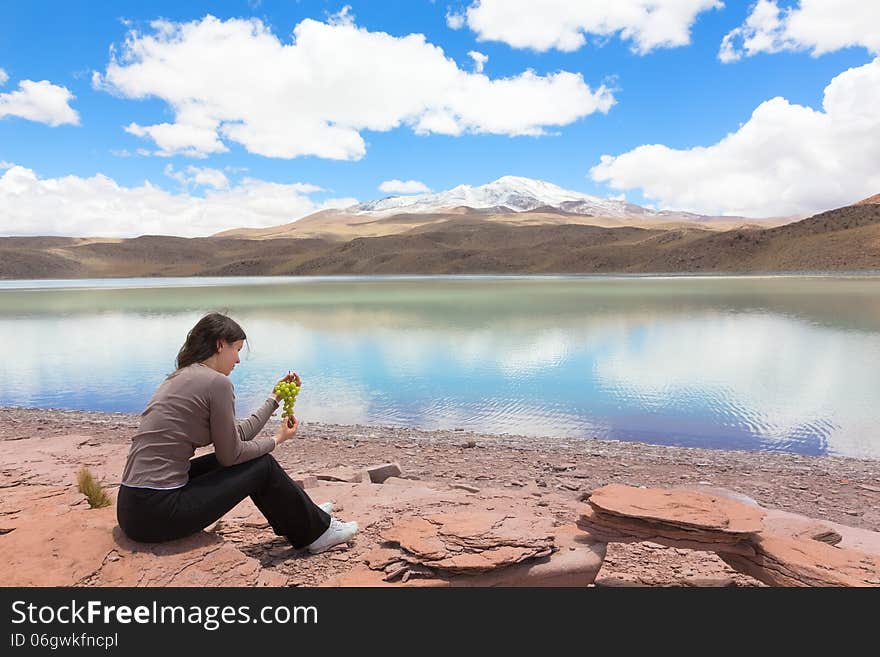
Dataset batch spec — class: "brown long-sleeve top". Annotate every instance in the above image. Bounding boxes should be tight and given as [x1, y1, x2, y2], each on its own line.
[121, 363, 278, 489]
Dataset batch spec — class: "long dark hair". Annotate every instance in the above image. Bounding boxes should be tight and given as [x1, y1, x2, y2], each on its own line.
[176, 312, 247, 370]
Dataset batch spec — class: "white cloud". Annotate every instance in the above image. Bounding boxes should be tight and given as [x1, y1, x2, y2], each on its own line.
[720, 0, 880, 62]
[590, 57, 880, 217]
[0, 160, 13, 170]
[456, 0, 722, 54]
[164, 164, 230, 190]
[378, 179, 431, 194]
[94, 14, 614, 160]
[0, 77, 79, 126]
[468, 50, 488, 73]
[446, 12, 466, 30]
[125, 121, 227, 158]
[0, 164, 357, 237]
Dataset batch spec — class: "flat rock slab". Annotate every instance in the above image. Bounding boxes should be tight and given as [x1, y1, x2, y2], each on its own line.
[588, 484, 766, 535]
[0, 485, 286, 587]
[717, 504, 880, 587]
[0, 434, 130, 489]
[685, 486, 880, 555]
[579, 484, 880, 587]
[578, 505, 759, 556]
[578, 484, 765, 556]
[721, 534, 880, 587]
[319, 489, 607, 587]
[323, 524, 605, 587]
[381, 510, 555, 574]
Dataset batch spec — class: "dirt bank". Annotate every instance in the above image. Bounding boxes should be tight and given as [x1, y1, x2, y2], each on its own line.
[2, 405, 878, 586]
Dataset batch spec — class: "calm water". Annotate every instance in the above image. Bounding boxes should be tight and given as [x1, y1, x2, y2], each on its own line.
[1, 275, 879, 459]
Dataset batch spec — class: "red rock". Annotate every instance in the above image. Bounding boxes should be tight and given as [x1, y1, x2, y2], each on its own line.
[721, 534, 880, 587]
[366, 462, 402, 484]
[580, 484, 880, 587]
[0, 486, 287, 587]
[758, 509, 842, 545]
[380, 511, 557, 573]
[587, 484, 766, 535]
[324, 525, 605, 587]
[578, 504, 758, 556]
[293, 475, 320, 489]
[578, 487, 763, 557]
[315, 468, 369, 483]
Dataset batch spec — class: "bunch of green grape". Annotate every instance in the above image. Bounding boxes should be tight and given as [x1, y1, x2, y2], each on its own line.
[274, 379, 301, 426]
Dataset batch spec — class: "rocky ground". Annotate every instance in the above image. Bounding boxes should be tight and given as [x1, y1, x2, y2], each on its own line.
[2, 405, 879, 587]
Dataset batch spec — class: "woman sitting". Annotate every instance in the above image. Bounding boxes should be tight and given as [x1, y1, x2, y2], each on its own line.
[117, 312, 357, 554]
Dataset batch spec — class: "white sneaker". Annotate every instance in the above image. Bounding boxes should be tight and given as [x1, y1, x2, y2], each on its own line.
[307, 518, 359, 554]
[318, 502, 334, 514]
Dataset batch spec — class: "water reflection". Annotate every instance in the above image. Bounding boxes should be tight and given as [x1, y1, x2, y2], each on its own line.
[1, 276, 879, 458]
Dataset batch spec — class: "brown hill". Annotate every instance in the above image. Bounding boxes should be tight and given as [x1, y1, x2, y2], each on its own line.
[215, 206, 789, 241]
[856, 193, 880, 205]
[2, 204, 879, 279]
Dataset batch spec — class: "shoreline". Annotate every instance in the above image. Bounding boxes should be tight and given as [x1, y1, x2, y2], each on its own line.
[2, 404, 879, 586]
[3, 271, 880, 287]
[3, 404, 878, 534]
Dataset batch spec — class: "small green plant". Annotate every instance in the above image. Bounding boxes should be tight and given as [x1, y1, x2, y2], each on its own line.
[76, 467, 112, 509]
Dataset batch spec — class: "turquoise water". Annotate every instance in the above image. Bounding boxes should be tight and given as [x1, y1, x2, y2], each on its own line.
[1, 274, 879, 458]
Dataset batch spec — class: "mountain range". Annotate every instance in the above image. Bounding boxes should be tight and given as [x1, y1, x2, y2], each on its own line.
[216, 176, 791, 241]
[349, 176, 663, 217]
[1, 179, 878, 279]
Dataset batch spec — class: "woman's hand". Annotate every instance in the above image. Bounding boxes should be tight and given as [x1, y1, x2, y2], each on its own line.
[275, 415, 300, 446]
[272, 371, 302, 401]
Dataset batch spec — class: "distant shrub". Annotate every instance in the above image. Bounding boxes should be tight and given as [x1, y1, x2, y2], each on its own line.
[76, 467, 112, 508]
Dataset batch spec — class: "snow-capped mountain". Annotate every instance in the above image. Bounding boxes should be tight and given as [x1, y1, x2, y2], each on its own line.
[349, 176, 653, 218]
[215, 175, 783, 241]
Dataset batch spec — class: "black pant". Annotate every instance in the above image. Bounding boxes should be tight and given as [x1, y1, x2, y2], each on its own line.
[117, 453, 331, 549]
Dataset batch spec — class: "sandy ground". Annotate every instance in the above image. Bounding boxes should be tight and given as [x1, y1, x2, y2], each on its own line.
[2, 405, 879, 586]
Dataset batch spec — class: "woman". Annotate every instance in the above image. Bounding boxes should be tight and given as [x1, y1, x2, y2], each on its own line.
[117, 312, 358, 554]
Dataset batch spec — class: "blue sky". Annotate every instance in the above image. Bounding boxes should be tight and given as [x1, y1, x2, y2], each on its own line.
[0, 1, 878, 236]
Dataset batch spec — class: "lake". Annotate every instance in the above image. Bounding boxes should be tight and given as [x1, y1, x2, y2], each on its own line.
[1, 274, 879, 459]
